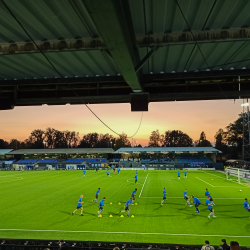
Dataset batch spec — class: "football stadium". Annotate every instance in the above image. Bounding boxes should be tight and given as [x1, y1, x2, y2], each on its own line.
[1, 0, 250, 250]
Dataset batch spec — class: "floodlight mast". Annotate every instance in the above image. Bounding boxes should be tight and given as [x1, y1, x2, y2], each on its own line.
[241, 99, 250, 160]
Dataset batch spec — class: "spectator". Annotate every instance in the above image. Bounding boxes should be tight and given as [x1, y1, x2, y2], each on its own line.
[201, 240, 215, 250]
[230, 241, 240, 250]
[58, 240, 68, 250]
[113, 248, 120, 250]
[220, 239, 230, 250]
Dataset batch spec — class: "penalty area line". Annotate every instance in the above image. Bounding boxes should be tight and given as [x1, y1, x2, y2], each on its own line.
[196, 177, 214, 187]
[0, 229, 249, 238]
[139, 173, 148, 197]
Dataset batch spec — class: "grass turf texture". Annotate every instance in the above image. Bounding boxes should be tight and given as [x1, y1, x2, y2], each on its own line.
[0, 170, 250, 246]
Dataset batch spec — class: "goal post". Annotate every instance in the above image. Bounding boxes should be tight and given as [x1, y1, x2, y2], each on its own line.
[225, 167, 250, 184]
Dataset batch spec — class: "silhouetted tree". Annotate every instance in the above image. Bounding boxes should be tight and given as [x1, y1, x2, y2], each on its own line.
[78, 133, 99, 148]
[8, 139, 26, 150]
[115, 133, 131, 149]
[28, 129, 45, 148]
[162, 130, 193, 147]
[225, 115, 243, 151]
[148, 130, 163, 147]
[0, 139, 8, 149]
[95, 133, 114, 148]
[197, 131, 212, 147]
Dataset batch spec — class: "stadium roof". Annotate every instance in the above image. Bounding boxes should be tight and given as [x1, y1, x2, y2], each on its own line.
[7, 148, 114, 155]
[115, 147, 221, 154]
[1, 0, 250, 111]
[0, 149, 13, 155]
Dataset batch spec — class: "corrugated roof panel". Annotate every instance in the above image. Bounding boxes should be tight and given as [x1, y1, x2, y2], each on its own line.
[0, 0, 98, 43]
[0, 51, 119, 80]
[218, 41, 250, 70]
[47, 51, 119, 77]
[130, 0, 217, 34]
[0, 53, 56, 79]
[130, 0, 250, 35]
[115, 147, 221, 153]
[185, 41, 246, 72]
[139, 41, 249, 74]
[9, 148, 114, 154]
[205, 0, 250, 30]
[139, 44, 195, 74]
[0, 149, 13, 155]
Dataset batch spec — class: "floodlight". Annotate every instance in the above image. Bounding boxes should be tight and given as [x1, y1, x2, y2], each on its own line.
[241, 103, 249, 107]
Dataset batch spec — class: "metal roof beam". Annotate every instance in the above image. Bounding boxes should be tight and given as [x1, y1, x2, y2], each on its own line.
[9, 90, 250, 107]
[2, 28, 250, 55]
[134, 46, 161, 73]
[72, 0, 142, 91]
[0, 38, 105, 55]
[137, 28, 250, 47]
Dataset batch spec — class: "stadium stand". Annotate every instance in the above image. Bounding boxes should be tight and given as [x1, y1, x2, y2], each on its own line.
[16, 159, 38, 164]
[86, 158, 107, 163]
[141, 157, 173, 163]
[38, 159, 58, 163]
[111, 158, 121, 162]
[63, 159, 85, 163]
[176, 156, 211, 163]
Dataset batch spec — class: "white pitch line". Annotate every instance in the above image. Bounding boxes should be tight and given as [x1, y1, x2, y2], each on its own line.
[202, 172, 226, 179]
[140, 197, 245, 199]
[196, 177, 214, 187]
[139, 173, 148, 197]
[0, 229, 249, 238]
[202, 172, 250, 187]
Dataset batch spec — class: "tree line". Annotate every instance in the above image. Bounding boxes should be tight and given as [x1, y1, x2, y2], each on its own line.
[0, 128, 132, 150]
[0, 115, 243, 158]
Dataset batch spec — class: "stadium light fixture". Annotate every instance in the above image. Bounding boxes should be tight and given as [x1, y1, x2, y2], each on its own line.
[241, 103, 249, 107]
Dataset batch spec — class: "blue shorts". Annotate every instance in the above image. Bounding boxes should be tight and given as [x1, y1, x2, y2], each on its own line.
[99, 206, 103, 211]
[76, 206, 82, 209]
[95, 194, 98, 199]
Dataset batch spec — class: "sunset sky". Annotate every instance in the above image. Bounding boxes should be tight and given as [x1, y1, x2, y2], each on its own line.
[0, 99, 243, 146]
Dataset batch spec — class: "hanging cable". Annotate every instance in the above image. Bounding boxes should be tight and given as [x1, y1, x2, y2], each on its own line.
[2, 0, 143, 138]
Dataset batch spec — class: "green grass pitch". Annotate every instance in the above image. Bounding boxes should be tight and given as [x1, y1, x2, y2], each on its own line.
[0, 170, 250, 246]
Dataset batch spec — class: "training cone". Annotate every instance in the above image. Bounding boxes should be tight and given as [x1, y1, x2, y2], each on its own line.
[135, 203, 138, 205]
[120, 215, 124, 218]
[110, 202, 113, 205]
[109, 214, 113, 217]
[118, 202, 121, 205]
[131, 215, 134, 218]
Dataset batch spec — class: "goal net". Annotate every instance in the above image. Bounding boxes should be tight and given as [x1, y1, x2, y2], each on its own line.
[225, 167, 250, 184]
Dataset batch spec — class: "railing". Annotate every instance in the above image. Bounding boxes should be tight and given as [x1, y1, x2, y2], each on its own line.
[0, 239, 248, 250]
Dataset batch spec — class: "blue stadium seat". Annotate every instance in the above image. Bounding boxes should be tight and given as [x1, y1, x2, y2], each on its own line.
[38, 159, 58, 163]
[176, 156, 211, 163]
[63, 159, 85, 163]
[17, 159, 38, 164]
